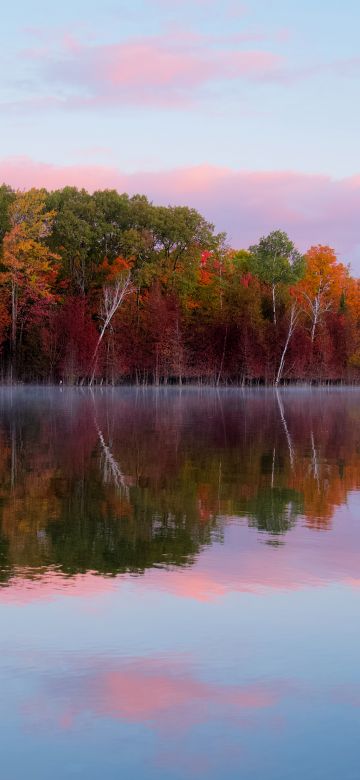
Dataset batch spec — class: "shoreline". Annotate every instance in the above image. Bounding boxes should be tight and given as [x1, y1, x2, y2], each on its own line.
[0, 381, 359, 390]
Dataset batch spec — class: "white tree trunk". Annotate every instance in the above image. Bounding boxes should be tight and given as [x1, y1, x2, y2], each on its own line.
[275, 304, 298, 386]
[301, 282, 331, 344]
[90, 273, 133, 385]
[272, 283, 277, 325]
[310, 296, 320, 342]
[276, 391, 295, 469]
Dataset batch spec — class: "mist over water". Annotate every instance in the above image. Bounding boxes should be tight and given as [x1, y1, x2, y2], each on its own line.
[0, 388, 359, 779]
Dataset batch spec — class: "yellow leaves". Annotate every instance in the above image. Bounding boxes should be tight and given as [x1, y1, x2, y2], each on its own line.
[9, 189, 55, 241]
[0, 191, 60, 342]
[1, 191, 58, 289]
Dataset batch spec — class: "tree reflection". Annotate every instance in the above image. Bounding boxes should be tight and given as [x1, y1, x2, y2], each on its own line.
[247, 488, 303, 535]
[0, 388, 358, 582]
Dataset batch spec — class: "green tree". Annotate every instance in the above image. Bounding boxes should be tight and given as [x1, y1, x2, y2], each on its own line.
[249, 230, 304, 325]
[46, 187, 97, 294]
[0, 184, 16, 249]
[247, 487, 303, 535]
[152, 205, 225, 272]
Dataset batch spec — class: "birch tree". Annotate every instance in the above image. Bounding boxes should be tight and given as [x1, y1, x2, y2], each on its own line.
[249, 230, 303, 325]
[90, 271, 133, 384]
[275, 302, 299, 386]
[297, 245, 347, 343]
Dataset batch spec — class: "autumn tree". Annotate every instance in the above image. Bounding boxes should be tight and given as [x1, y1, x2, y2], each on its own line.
[298, 245, 348, 343]
[0, 184, 357, 385]
[345, 277, 360, 375]
[90, 257, 134, 384]
[0, 189, 58, 376]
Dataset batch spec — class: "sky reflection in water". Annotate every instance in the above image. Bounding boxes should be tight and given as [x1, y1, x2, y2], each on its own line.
[0, 388, 359, 780]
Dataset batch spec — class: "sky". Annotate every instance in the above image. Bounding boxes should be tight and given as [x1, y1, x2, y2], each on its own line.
[1, 0, 360, 273]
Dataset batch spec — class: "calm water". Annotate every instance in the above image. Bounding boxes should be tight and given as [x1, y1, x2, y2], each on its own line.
[0, 387, 359, 779]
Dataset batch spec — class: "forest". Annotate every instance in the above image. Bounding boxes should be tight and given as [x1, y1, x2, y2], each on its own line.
[0, 183, 359, 385]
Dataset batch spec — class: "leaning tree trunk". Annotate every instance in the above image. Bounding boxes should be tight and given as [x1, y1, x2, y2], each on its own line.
[275, 304, 298, 386]
[90, 274, 133, 385]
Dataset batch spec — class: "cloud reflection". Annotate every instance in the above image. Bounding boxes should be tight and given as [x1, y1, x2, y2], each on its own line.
[24, 655, 280, 733]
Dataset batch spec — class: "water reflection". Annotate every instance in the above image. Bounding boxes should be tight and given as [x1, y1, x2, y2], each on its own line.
[24, 654, 278, 731]
[0, 387, 359, 584]
[1, 389, 360, 780]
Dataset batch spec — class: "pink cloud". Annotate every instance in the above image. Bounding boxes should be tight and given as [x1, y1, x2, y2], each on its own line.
[15, 26, 360, 111]
[1, 156, 360, 273]
[19, 30, 283, 109]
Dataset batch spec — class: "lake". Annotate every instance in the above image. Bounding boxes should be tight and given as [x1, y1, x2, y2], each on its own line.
[0, 387, 359, 779]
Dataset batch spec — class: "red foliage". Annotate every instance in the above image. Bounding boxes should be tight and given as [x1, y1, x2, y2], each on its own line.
[42, 297, 98, 381]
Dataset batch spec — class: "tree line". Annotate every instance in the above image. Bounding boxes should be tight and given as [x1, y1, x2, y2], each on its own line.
[0, 183, 359, 384]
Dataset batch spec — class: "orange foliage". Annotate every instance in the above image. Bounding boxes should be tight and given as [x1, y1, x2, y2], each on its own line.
[101, 256, 131, 282]
[298, 245, 347, 305]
